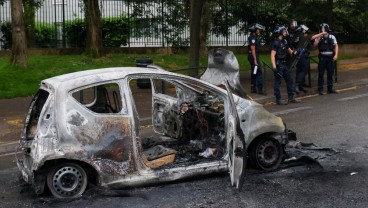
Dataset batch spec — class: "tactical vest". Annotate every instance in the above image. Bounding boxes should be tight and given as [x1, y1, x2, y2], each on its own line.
[275, 39, 287, 60]
[247, 34, 259, 53]
[318, 35, 335, 52]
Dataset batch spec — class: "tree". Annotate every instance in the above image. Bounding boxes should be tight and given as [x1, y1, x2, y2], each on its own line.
[199, 0, 210, 55]
[11, 0, 28, 68]
[22, 0, 42, 48]
[188, 0, 204, 77]
[83, 0, 103, 58]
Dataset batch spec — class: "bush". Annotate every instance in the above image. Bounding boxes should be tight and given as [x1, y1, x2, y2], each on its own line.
[64, 16, 129, 48]
[0, 21, 56, 48]
[1, 15, 130, 49]
[102, 17, 129, 47]
[35, 23, 56, 48]
[0, 21, 12, 49]
[64, 19, 86, 48]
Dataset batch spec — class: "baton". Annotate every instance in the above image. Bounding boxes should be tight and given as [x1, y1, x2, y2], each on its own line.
[262, 61, 282, 78]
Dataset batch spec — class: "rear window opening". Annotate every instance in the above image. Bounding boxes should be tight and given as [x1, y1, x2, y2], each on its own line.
[25, 89, 49, 140]
[129, 77, 227, 169]
[72, 83, 122, 114]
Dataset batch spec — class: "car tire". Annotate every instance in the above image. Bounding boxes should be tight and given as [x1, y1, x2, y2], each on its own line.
[47, 163, 88, 198]
[249, 137, 283, 171]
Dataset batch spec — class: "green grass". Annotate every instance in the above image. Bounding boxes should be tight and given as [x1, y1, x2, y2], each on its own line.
[0, 53, 354, 99]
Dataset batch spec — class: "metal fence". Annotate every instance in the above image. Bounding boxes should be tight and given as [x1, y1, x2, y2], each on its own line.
[1, 0, 367, 50]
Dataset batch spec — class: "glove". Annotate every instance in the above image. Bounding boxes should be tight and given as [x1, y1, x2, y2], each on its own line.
[294, 48, 304, 56]
[272, 68, 283, 78]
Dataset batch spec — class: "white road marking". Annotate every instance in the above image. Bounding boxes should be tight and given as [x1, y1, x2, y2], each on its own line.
[273, 106, 313, 116]
[337, 93, 368, 101]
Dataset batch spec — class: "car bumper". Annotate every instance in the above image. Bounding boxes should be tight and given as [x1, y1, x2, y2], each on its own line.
[16, 155, 34, 185]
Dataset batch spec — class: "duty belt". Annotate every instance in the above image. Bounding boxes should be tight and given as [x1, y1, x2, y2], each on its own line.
[276, 59, 287, 64]
[320, 51, 334, 56]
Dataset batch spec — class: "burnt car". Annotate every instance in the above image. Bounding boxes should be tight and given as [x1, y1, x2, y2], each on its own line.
[16, 53, 295, 198]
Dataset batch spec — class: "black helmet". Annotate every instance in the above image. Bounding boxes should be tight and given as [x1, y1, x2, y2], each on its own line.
[296, 24, 309, 32]
[320, 23, 331, 32]
[248, 23, 265, 32]
[290, 19, 297, 28]
[274, 25, 287, 35]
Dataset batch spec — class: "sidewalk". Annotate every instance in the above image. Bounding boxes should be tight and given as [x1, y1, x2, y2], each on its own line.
[1, 57, 368, 154]
[244, 57, 368, 103]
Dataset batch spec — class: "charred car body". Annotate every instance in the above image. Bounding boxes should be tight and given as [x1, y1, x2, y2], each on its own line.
[16, 49, 296, 198]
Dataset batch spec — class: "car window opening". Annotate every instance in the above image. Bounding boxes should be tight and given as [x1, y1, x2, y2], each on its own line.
[129, 78, 227, 169]
[72, 83, 122, 114]
[25, 89, 50, 140]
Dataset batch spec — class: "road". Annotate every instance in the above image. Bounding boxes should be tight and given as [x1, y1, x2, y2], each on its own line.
[1, 85, 368, 207]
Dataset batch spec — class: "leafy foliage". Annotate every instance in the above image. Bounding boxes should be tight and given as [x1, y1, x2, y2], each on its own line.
[64, 16, 129, 48]
[0, 21, 55, 49]
[0, 21, 12, 49]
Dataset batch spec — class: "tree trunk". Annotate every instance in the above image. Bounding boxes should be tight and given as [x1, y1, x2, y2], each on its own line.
[189, 0, 203, 77]
[199, 0, 210, 56]
[23, 0, 37, 48]
[11, 0, 28, 68]
[83, 0, 103, 58]
[326, 0, 333, 25]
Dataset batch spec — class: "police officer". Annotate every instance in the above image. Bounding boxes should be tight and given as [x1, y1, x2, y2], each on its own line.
[247, 23, 265, 94]
[270, 25, 300, 105]
[287, 19, 298, 49]
[313, 23, 339, 95]
[286, 20, 298, 75]
[293, 24, 311, 94]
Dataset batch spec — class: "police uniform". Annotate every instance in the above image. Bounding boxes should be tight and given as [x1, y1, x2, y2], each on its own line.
[293, 25, 312, 94]
[271, 38, 294, 102]
[247, 33, 263, 94]
[316, 33, 337, 94]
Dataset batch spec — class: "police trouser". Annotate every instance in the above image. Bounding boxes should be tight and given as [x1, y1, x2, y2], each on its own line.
[296, 55, 310, 85]
[318, 55, 335, 92]
[248, 54, 263, 89]
[274, 61, 293, 98]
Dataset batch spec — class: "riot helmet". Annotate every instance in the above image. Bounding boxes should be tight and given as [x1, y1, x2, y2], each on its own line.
[296, 24, 309, 33]
[290, 19, 297, 29]
[320, 23, 331, 33]
[248, 23, 265, 32]
[274, 25, 287, 36]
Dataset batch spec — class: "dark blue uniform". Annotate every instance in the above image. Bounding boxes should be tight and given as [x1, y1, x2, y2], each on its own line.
[247, 33, 263, 93]
[271, 38, 294, 99]
[316, 34, 337, 93]
[295, 35, 313, 90]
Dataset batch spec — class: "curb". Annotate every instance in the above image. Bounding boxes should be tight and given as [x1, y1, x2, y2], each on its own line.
[252, 78, 368, 104]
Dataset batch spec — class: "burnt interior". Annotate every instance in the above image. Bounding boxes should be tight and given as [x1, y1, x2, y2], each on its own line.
[130, 77, 228, 169]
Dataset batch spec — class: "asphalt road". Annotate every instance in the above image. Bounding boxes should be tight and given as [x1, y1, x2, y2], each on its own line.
[1, 85, 368, 207]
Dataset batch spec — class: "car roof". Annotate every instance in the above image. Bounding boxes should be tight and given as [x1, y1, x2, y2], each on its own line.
[40, 66, 177, 92]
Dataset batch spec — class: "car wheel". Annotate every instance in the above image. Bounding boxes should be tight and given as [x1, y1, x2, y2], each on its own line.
[47, 163, 88, 198]
[250, 137, 283, 171]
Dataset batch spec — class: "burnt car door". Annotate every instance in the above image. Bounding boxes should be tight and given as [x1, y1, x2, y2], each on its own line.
[151, 79, 181, 138]
[225, 80, 246, 189]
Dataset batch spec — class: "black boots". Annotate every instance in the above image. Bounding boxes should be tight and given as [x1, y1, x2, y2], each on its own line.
[257, 86, 264, 95]
[288, 94, 301, 103]
[276, 97, 287, 105]
[327, 89, 337, 94]
[294, 83, 300, 94]
[251, 85, 257, 93]
[294, 83, 308, 94]
[276, 95, 300, 105]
